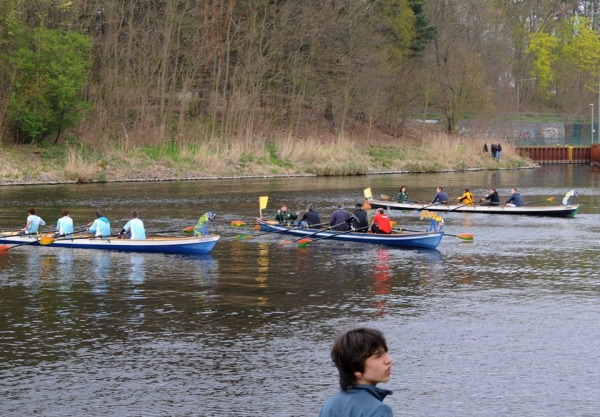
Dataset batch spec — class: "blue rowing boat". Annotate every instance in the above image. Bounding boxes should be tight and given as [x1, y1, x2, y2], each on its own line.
[256, 219, 443, 249]
[0, 233, 219, 254]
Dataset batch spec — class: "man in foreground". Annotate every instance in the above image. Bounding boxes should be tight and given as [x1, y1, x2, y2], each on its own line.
[319, 328, 393, 417]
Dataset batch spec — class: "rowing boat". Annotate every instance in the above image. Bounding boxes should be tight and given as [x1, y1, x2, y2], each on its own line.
[255, 218, 443, 249]
[367, 199, 581, 218]
[0, 233, 219, 254]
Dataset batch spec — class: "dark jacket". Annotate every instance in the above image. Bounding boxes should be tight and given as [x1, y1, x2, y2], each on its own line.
[505, 193, 524, 207]
[396, 192, 409, 203]
[482, 191, 500, 205]
[274, 210, 298, 224]
[431, 191, 449, 205]
[352, 209, 369, 231]
[329, 208, 351, 231]
[299, 209, 321, 227]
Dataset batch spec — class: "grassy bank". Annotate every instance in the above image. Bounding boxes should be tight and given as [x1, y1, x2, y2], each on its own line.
[0, 134, 533, 185]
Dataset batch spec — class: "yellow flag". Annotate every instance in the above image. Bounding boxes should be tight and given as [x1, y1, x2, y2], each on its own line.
[363, 188, 372, 199]
[259, 196, 269, 209]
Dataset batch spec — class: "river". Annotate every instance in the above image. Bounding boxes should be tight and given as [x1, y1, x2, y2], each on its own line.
[1, 165, 599, 416]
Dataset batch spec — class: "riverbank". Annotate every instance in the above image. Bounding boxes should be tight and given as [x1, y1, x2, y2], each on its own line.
[0, 133, 535, 186]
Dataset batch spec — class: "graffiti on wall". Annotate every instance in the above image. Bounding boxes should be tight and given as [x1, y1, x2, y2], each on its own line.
[544, 127, 559, 143]
[519, 129, 535, 141]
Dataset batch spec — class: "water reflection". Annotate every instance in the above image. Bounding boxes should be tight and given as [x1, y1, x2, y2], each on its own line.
[372, 249, 392, 315]
[3, 166, 600, 416]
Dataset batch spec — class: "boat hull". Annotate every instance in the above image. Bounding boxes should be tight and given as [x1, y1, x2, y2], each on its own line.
[256, 219, 443, 249]
[368, 199, 581, 218]
[0, 234, 220, 254]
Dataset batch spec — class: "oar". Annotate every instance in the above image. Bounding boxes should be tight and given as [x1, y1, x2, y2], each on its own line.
[524, 197, 555, 205]
[448, 202, 471, 212]
[394, 227, 473, 241]
[280, 220, 349, 245]
[39, 233, 124, 246]
[149, 228, 194, 235]
[0, 236, 42, 252]
[417, 201, 448, 211]
[236, 225, 297, 240]
[0, 229, 23, 236]
[236, 222, 329, 240]
[297, 226, 370, 247]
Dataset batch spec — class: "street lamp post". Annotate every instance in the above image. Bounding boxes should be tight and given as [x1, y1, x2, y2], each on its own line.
[517, 78, 537, 142]
[591, 104, 594, 145]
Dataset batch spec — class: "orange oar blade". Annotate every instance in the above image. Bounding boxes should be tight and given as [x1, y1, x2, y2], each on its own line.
[456, 234, 474, 241]
[231, 221, 246, 227]
[296, 238, 312, 245]
[280, 240, 293, 245]
[183, 226, 194, 234]
[0, 245, 11, 252]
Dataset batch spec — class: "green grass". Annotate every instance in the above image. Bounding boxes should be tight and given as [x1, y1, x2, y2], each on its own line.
[368, 145, 406, 168]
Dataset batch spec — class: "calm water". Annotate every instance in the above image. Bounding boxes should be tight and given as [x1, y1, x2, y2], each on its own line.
[1, 165, 600, 416]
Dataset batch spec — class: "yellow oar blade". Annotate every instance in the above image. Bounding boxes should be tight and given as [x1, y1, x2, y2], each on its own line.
[39, 237, 56, 246]
[547, 197, 555, 202]
[259, 196, 269, 210]
[231, 221, 246, 227]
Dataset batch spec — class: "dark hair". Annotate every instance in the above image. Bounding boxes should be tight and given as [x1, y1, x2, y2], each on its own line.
[399, 186, 407, 192]
[307, 204, 313, 211]
[27, 207, 36, 215]
[331, 328, 388, 390]
[62, 209, 70, 216]
[96, 210, 103, 218]
[131, 210, 138, 218]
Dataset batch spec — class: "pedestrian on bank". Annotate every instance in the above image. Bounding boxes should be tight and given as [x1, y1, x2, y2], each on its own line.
[319, 327, 394, 417]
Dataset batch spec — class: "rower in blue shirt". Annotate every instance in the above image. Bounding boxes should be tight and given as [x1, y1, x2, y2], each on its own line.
[430, 186, 449, 205]
[89, 210, 111, 237]
[119, 210, 146, 239]
[505, 188, 524, 207]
